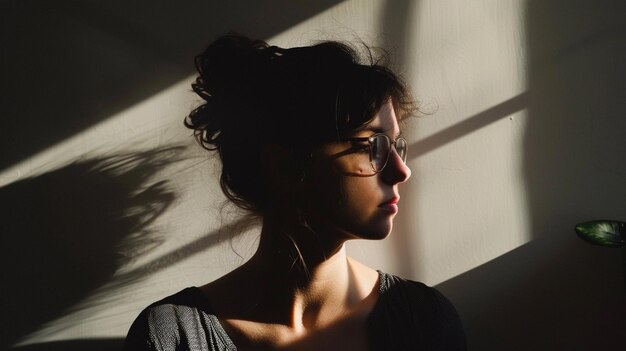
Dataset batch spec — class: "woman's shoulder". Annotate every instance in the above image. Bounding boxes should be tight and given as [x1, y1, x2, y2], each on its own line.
[376, 270, 463, 323]
[136, 287, 211, 329]
[369, 271, 467, 350]
[377, 271, 452, 308]
[123, 288, 235, 351]
[147, 287, 208, 309]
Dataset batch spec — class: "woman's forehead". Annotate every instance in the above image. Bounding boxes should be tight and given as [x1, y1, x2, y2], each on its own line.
[357, 101, 400, 136]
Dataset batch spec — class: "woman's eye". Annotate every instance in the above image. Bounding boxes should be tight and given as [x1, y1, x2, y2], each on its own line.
[353, 143, 370, 153]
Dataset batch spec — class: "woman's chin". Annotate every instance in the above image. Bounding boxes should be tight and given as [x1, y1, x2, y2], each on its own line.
[353, 218, 394, 241]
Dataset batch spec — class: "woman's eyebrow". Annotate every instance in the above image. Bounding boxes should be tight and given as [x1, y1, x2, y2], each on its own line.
[357, 126, 385, 133]
[358, 126, 402, 138]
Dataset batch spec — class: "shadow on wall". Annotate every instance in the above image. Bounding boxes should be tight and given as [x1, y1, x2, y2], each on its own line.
[1, 1, 344, 349]
[12, 339, 124, 351]
[437, 234, 625, 350]
[0, 0, 344, 171]
[437, 0, 626, 350]
[0, 147, 183, 350]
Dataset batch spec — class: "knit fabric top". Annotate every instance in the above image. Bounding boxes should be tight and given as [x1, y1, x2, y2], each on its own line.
[124, 271, 466, 350]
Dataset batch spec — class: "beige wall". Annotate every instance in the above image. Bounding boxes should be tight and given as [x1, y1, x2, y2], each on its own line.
[2, 0, 624, 350]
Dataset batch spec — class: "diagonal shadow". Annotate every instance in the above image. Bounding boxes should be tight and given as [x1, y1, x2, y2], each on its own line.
[12, 338, 124, 351]
[0, 0, 345, 171]
[435, 0, 626, 349]
[436, 231, 626, 350]
[109, 216, 252, 293]
[408, 92, 529, 160]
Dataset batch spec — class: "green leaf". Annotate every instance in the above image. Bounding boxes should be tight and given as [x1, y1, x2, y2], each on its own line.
[575, 220, 626, 248]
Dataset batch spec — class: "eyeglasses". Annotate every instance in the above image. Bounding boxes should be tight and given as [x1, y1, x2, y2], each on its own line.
[339, 133, 408, 175]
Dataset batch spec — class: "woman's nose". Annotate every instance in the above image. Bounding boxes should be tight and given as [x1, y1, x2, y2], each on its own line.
[382, 148, 411, 184]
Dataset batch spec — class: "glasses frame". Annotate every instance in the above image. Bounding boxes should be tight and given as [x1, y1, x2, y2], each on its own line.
[340, 133, 408, 174]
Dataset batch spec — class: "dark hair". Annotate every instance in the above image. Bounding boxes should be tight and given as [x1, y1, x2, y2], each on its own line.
[185, 34, 415, 215]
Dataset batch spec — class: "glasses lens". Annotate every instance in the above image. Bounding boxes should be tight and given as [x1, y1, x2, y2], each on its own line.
[396, 137, 407, 163]
[371, 135, 391, 171]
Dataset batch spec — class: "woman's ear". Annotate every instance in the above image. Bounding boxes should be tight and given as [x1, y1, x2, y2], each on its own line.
[260, 144, 302, 192]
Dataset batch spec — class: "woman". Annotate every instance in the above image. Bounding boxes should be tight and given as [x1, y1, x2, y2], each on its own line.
[124, 34, 466, 350]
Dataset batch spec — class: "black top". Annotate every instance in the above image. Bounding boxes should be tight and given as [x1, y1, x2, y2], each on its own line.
[124, 271, 466, 350]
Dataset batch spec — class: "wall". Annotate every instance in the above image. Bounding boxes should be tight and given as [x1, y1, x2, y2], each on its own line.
[1, 1, 624, 350]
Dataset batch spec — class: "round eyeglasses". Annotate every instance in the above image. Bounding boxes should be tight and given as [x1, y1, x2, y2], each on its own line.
[340, 133, 408, 175]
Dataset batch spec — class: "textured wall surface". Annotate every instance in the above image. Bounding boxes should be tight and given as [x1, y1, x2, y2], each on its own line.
[1, 0, 624, 350]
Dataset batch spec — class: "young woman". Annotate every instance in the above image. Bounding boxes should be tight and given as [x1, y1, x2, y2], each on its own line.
[124, 34, 466, 351]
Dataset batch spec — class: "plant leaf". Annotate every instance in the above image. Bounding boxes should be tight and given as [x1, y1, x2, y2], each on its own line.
[575, 220, 626, 248]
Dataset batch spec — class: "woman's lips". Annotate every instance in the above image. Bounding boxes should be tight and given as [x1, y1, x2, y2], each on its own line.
[379, 197, 399, 213]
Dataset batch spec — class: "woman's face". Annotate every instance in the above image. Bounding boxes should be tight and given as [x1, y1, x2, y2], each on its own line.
[305, 100, 411, 241]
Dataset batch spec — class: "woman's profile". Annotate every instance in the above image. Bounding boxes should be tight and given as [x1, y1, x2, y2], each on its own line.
[124, 34, 466, 351]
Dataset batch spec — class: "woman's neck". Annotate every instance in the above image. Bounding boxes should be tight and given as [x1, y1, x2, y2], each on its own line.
[200, 214, 380, 350]
[225, 216, 376, 330]
[257, 218, 346, 298]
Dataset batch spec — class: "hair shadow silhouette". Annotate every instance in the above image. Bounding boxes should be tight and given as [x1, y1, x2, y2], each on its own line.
[0, 0, 344, 171]
[0, 147, 183, 349]
[436, 0, 626, 349]
[111, 216, 251, 290]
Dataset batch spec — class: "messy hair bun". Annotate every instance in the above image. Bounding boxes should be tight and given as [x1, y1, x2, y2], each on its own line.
[185, 34, 415, 214]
